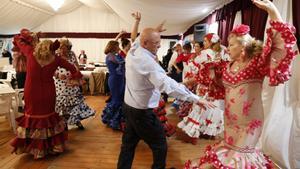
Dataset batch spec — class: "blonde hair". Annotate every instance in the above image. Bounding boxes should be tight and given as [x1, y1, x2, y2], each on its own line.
[34, 40, 53, 61]
[59, 37, 72, 50]
[229, 33, 263, 58]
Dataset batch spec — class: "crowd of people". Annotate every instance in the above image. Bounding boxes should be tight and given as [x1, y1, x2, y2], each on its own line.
[6, 0, 298, 169]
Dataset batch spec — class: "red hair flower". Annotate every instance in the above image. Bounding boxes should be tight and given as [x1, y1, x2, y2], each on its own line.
[18, 28, 33, 44]
[204, 33, 220, 43]
[231, 24, 250, 36]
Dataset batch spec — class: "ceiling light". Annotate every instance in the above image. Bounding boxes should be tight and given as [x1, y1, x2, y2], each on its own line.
[202, 8, 209, 13]
[46, 0, 64, 11]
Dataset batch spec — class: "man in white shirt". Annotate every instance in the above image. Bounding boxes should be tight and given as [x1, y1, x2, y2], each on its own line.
[117, 14, 213, 169]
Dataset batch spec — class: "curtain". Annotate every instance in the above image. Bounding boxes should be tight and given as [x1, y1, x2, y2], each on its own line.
[233, 11, 242, 28]
[241, 0, 269, 40]
[216, 0, 241, 46]
[293, 0, 300, 49]
[217, 12, 236, 46]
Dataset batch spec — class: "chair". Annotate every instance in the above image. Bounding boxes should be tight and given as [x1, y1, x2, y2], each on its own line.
[15, 88, 24, 111]
[0, 90, 17, 133]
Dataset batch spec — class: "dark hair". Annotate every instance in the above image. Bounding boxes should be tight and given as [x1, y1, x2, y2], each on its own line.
[195, 41, 204, 48]
[183, 43, 192, 51]
[121, 38, 130, 49]
[104, 40, 119, 55]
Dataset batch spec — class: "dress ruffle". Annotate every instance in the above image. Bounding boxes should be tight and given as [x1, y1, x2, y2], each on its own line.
[56, 94, 95, 125]
[153, 100, 176, 137]
[260, 21, 297, 86]
[177, 101, 193, 118]
[178, 101, 224, 138]
[16, 119, 66, 139]
[16, 112, 63, 129]
[67, 102, 95, 125]
[178, 104, 202, 138]
[56, 93, 81, 108]
[11, 116, 67, 159]
[198, 107, 224, 136]
[11, 133, 67, 159]
[184, 142, 273, 169]
[101, 103, 125, 130]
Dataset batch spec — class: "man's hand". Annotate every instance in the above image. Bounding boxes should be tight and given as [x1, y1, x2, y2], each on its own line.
[197, 99, 216, 109]
[155, 20, 167, 33]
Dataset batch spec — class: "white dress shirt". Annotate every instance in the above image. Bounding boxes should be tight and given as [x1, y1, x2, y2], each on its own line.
[124, 38, 200, 109]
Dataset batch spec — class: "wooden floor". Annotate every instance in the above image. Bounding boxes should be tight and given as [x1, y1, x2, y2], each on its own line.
[0, 95, 217, 169]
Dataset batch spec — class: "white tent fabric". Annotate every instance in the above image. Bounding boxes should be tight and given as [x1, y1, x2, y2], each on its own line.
[0, 0, 82, 34]
[1, 0, 231, 35]
[99, 0, 227, 35]
[33, 5, 127, 33]
[260, 0, 300, 169]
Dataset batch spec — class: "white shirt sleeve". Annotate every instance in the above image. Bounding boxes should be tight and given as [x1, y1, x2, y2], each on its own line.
[147, 62, 200, 103]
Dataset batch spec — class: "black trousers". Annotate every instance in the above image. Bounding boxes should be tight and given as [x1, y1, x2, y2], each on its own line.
[16, 72, 26, 89]
[117, 103, 167, 169]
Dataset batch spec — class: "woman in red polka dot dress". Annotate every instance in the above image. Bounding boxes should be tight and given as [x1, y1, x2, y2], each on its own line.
[184, 0, 297, 168]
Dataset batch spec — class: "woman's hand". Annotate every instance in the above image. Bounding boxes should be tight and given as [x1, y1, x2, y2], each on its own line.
[67, 79, 81, 86]
[183, 78, 196, 87]
[131, 12, 141, 22]
[115, 30, 127, 40]
[252, 0, 282, 22]
[59, 74, 67, 80]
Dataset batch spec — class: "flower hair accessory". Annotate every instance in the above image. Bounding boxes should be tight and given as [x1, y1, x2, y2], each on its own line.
[231, 24, 250, 36]
[204, 33, 220, 43]
[50, 40, 60, 53]
[19, 28, 33, 43]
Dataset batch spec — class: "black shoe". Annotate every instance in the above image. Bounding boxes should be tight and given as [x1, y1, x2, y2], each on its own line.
[76, 122, 85, 130]
[105, 96, 111, 103]
[18, 106, 24, 113]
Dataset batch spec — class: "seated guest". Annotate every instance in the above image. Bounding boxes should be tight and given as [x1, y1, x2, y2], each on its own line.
[12, 46, 26, 88]
[2, 49, 13, 65]
[78, 50, 87, 64]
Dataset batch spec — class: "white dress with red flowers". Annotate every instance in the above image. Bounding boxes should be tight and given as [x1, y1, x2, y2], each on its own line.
[178, 49, 225, 138]
[184, 21, 297, 169]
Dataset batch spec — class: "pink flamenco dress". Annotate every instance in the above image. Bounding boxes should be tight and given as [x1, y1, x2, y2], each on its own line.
[184, 21, 297, 169]
[10, 30, 82, 159]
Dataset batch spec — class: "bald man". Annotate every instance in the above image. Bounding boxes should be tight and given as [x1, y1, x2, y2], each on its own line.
[117, 24, 212, 169]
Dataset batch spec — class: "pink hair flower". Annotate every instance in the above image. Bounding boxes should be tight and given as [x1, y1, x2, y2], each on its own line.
[231, 24, 250, 36]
